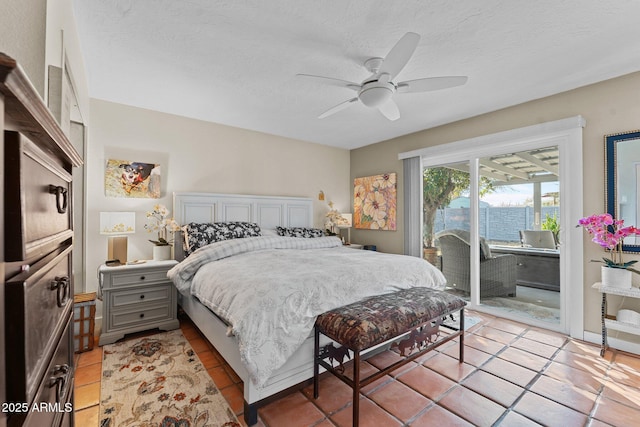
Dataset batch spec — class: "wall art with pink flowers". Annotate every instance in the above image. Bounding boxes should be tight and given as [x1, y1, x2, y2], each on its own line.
[353, 173, 397, 230]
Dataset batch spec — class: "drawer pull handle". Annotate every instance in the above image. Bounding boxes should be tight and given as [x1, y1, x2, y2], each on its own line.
[140, 276, 146, 280]
[50, 364, 70, 402]
[48, 185, 68, 214]
[50, 276, 70, 307]
[140, 294, 145, 299]
[140, 313, 145, 318]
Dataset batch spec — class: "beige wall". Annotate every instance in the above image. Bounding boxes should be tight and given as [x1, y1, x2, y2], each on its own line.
[1, 0, 47, 96]
[86, 99, 351, 317]
[351, 71, 640, 340]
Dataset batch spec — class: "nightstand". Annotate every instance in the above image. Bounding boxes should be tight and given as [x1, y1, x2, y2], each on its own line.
[98, 260, 179, 345]
[345, 243, 364, 249]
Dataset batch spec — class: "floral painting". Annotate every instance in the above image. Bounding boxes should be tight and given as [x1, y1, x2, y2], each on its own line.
[104, 158, 160, 198]
[354, 173, 397, 230]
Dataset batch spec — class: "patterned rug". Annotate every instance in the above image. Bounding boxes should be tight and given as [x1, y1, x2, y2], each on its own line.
[100, 329, 240, 427]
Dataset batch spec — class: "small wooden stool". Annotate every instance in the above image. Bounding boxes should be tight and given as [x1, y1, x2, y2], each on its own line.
[314, 287, 466, 426]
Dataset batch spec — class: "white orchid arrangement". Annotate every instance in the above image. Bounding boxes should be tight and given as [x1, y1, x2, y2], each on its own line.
[144, 204, 181, 246]
[325, 201, 350, 235]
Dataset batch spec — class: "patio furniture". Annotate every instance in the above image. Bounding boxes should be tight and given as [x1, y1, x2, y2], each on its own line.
[519, 230, 557, 249]
[436, 229, 517, 297]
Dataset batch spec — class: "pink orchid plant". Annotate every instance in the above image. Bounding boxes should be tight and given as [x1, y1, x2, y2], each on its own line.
[577, 213, 640, 273]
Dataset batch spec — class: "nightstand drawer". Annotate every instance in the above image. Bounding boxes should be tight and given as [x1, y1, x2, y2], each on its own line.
[108, 269, 169, 288]
[110, 304, 172, 329]
[110, 285, 172, 308]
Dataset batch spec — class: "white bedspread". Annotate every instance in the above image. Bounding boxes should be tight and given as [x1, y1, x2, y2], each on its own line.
[167, 236, 446, 387]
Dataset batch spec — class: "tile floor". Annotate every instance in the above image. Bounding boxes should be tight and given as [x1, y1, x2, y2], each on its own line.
[74, 311, 640, 426]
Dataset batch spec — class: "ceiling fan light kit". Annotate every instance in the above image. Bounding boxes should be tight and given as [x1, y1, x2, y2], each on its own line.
[298, 31, 468, 121]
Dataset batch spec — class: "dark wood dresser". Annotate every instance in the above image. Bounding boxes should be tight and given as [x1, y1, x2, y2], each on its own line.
[1, 53, 83, 427]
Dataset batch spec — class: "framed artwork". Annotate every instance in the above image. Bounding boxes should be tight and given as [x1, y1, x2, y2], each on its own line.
[354, 173, 397, 230]
[105, 159, 160, 198]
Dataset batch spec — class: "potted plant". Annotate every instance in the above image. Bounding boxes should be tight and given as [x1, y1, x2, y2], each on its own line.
[145, 204, 181, 260]
[577, 213, 640, 288]
[542, 212, 560, 245]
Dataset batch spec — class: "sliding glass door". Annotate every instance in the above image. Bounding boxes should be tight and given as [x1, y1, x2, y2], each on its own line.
[423, 146, 563, 328]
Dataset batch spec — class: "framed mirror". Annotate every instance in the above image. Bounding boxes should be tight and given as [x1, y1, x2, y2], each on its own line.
[605, 129, 640, 252]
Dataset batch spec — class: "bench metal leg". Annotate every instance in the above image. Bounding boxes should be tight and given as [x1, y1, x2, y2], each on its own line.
[459, 308, 465, 363]
[313, 326, 320, 399]
[353, 350, 360, 427]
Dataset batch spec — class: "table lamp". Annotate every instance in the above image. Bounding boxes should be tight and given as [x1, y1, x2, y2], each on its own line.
[100, 212, 135, 264]
[338, 213, 353, 244]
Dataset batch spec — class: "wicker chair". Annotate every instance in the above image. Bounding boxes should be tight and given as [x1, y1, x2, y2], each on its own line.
[436, 229, 517, 297]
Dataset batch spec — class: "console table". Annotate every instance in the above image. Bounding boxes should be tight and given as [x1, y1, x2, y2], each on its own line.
[490, 246, 560, 291]
[592, 282, 640, 356]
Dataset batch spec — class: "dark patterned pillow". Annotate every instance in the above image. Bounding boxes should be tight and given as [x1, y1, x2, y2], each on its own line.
[276, 226, 324, 238]
[184, 221, 261, 254]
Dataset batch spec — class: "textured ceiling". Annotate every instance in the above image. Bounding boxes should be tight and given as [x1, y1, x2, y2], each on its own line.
[72, 0, 640, 150]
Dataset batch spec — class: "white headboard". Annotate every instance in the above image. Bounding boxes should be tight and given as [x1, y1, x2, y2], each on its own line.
[172, 192, 314, 259]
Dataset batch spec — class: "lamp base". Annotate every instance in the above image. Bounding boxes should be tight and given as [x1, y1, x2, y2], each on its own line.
[107, 236, 128, 263]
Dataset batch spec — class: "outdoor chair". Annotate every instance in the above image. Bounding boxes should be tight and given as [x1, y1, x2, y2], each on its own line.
[519, 230, 557, 249]
[435, 229, 517, 297]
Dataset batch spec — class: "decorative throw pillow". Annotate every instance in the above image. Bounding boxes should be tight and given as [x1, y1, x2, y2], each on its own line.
[276, 226, 324, 238]
[183, 221, 261, 254]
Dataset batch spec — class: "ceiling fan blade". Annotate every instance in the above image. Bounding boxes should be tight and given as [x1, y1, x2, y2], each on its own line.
[378, 99, 400, 121]
[377, 32, 420, 80]
[397, 76, 468, 93]
[318, 97, 358, 119]
[296, 74, 360, 91]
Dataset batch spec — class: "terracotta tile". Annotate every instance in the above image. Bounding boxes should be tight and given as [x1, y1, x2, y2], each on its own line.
[220, 384, 244, 416]
[486, 318, 528, 335]
[510, 336, 558, 359]
[481, 358, 537, 388]
[410, 404, 474, 427]
[563, 339, 611, 360]
[397, 365, 454, 400]
[543, 361, 606, 394]
[197, 350, 222, 369]
[314, 420, 337, 427]
[496, 411, 543, 426]
[609, 352, 640, 389]
[463, 370, 524, 408]
[499, 347, 549, 372]
[442, 343, 492, 367]
[188, 337, 210, 354]
[529, 374, 597, 414]
[207, 366, 234, 389]
[613, 350, 640, 371]
[302, 374, 353, 414]
[586, 419, 615, 427]
[552, 349, 610, 377]
[259, 391, 325, 427]
[330, 397, 402, 427]
[601, 378, 640, 410]
[592, 396, 640, 426]
[438, 385, 506, 426]
[224, 363, 243, 384]
[74, 381, 101, 410]
[341, 361, 391, 394]
[422, 353, 475, 382]
[473, 326, 518, 345]
[77, 347, 103, 367]
[366, 349, 404, 370]
[369, 380, 430, 423]
[74, 405, 99, 427]
[514, 392, 588, 427]
[75, 363, 102, 386]
[522, 329, 567, 348]
[463, 334, 507, 355]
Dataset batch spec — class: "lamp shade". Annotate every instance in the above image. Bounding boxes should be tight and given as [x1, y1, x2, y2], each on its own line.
[338, 213, 353, 228]
[100, 212, 136, 235]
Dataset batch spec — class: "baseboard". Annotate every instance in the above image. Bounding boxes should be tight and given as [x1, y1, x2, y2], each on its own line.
[583, 331, 640, 355]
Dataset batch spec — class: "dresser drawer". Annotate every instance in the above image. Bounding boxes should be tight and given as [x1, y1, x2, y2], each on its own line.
[106, 269, 170, 289]
[5, 245, 73, 405]
[17, 318, 74, 427]
[109, 304, 173, 330]
[109, 284, 172, 308]
[4, 131, 73, 262]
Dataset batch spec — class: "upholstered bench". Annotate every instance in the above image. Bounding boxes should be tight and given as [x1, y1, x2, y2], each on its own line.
[314, 287, 466, 426]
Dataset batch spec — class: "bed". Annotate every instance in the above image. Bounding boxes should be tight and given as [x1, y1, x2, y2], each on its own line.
[168, 192, 446, 425]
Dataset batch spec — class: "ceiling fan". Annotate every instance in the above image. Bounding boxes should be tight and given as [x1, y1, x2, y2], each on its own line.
[297, 32, 468, 121]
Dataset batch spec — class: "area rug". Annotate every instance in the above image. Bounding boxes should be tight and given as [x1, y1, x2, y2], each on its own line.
[100, 329, 240, 427]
